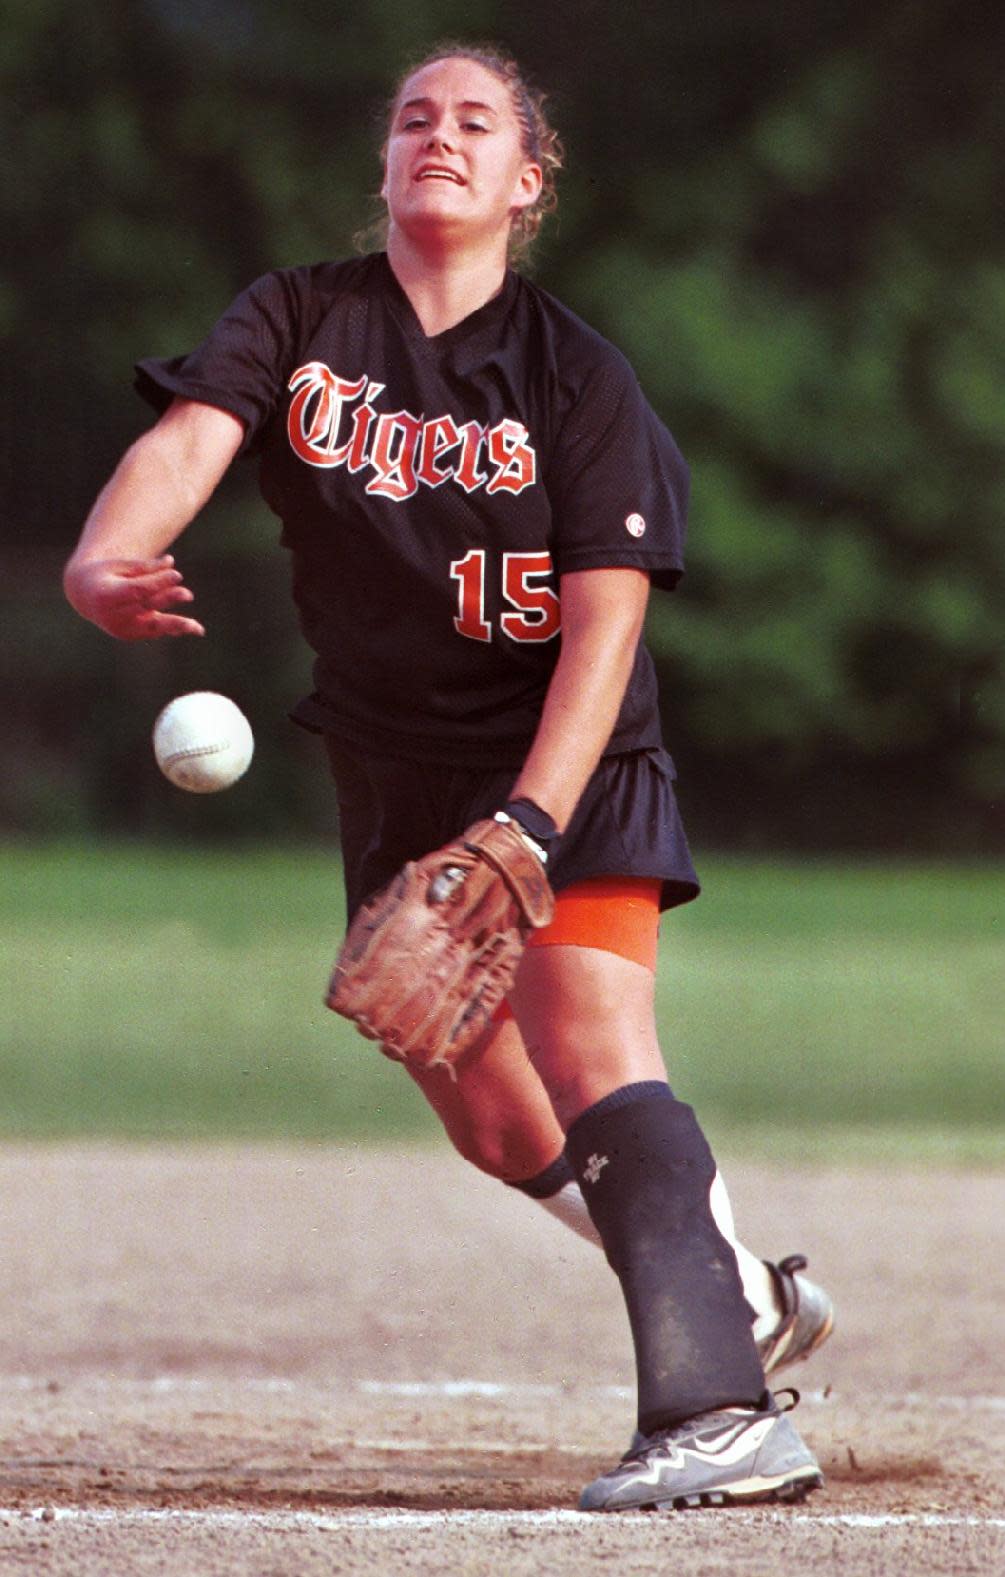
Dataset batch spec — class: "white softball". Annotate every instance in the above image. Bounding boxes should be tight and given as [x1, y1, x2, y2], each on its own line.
[153, 692, 254, 794]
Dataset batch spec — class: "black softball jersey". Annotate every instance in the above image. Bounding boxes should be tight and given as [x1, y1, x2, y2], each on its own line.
[135, 253, 690, 767]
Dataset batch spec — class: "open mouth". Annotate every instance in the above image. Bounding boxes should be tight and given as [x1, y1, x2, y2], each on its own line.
[415, 167, 465, 185]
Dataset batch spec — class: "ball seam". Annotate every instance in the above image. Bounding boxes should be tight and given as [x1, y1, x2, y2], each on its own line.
[161, 742, 234, 765]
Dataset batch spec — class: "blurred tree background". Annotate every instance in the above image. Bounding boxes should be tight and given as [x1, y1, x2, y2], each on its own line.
[3, 0, 1002, 852]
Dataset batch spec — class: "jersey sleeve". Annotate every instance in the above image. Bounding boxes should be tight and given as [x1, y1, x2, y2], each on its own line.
[548, 350, 690, 591]
[134, 270, 305, 456]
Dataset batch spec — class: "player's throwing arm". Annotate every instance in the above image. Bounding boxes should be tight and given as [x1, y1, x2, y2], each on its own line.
[63, 399, 244, 641]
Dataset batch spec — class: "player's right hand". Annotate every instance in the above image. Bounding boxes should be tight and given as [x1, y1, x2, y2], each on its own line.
[63, 555, 206, 641]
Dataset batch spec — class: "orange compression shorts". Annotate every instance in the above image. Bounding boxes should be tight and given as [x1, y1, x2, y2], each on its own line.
[528, 875, 663, 968]
[489, 876, 662, 1021]
[492, 877, 662, 1025]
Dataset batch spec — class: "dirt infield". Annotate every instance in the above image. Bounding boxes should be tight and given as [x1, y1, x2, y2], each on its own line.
[0, 1144, 1002, 1574]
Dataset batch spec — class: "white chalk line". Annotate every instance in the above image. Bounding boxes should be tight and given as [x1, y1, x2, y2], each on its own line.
[10, 1374, 1005, 1414]
[6, 1507, 1005, 1533]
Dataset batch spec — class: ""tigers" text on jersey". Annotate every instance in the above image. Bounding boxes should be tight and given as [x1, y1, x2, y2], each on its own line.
[287, 362, 537, 503]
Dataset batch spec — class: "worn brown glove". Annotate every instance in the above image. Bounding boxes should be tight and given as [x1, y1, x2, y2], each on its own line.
[327, 816, 555, 1074]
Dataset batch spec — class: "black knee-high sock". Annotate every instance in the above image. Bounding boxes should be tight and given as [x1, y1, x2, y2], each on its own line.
[565, 1081, 765, 1435]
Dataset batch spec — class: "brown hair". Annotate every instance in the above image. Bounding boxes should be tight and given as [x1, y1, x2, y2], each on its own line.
[380, 42, 564, 264]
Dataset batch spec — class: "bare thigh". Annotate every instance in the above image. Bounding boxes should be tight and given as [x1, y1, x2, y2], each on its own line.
[509, 944, 667, 1130]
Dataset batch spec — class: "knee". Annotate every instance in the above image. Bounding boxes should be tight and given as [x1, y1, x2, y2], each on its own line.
[441, 1102, 505, 1177]
[407, 1017, 566, 1182]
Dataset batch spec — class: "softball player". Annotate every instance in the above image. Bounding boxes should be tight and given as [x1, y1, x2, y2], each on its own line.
[64, 44, 829, 1510]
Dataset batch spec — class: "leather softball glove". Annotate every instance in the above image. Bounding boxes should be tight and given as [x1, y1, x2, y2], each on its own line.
[327, 815, 555, 1074]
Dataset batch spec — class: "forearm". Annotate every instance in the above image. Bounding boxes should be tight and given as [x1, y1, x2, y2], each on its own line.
[64, 398, 244, 640]
[67, 430, 208, 580]
[510, 568, 649, 832]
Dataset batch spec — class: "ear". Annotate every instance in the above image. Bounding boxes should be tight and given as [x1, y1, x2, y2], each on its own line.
[511, 161, 543, 213]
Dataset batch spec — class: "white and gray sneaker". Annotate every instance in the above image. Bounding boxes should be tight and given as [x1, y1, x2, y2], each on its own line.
[760, 1255, 835, 1375]
[580, 1392, 823, 1513]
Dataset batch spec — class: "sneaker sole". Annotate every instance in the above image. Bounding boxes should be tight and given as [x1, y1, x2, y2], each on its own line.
[631, 1464, 825, 1513]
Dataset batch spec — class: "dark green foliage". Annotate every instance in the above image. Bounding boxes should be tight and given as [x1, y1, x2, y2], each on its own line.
[4, 0, 1001, 849]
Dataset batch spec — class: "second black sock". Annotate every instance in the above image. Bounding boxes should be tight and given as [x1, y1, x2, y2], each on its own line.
[565, 1082, 764, 1434]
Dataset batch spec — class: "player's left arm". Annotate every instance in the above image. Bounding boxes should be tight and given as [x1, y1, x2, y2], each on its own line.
[508, 566, 650, 832]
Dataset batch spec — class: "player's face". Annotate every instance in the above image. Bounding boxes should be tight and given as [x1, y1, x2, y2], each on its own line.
[383, 58, 542, 252]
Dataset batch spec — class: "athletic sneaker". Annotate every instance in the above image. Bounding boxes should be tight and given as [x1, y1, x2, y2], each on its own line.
[580, 1392, 823, 1513]
[760, 1255, 835, 1375]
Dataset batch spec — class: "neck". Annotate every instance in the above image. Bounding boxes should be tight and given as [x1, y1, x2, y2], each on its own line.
[386, 227, 510, 336]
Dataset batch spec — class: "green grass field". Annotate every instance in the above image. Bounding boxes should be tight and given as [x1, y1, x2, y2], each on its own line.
[2, 842, 1001, 1160]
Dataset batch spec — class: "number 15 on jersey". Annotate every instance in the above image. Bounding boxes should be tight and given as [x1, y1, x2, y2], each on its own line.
[451, 550, 561, 644]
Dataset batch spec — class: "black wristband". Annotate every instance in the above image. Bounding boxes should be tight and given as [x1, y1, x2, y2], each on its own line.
[502, 796, 559, 858]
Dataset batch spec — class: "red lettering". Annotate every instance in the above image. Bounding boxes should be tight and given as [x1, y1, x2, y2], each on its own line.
[454, 421, 488, 493]
[365, 410, 423, 501]
[286, 364, 540, 502]
[287, 364, 367, 468]
[450, 552, 560, 644]
[450, 550, 492, 641]
[346, 403, 376, 473]
[485, 419, 536, 495]
[417, 415, 462, 489]
[500, 552, 561, 642]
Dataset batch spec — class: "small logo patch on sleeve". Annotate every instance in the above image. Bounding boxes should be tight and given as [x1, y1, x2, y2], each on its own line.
[625, 512, 646, 537]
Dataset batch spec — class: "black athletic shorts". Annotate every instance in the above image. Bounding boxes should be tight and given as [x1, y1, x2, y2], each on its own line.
[324, 738, 701, 922]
